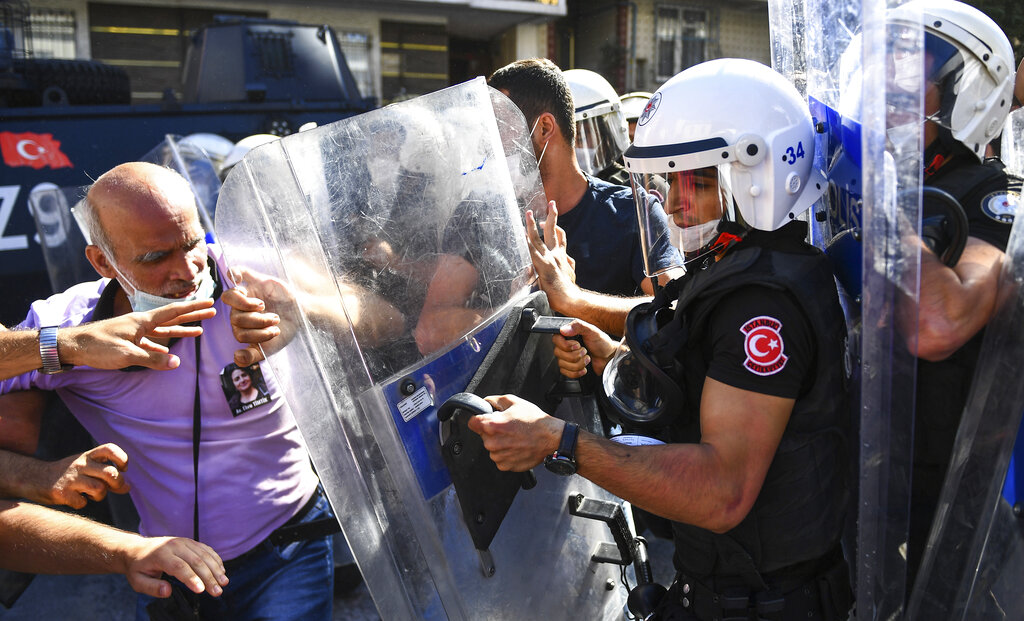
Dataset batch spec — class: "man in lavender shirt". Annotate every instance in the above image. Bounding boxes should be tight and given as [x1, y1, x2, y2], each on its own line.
[0, 162, 333, 620]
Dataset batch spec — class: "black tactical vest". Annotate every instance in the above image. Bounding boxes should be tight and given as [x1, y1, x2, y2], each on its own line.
[662, 223, 851, 585]
[913, 159, 1010, 472]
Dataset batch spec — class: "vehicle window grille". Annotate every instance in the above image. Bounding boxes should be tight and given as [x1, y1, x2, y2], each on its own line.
[251, 31, 294, 78]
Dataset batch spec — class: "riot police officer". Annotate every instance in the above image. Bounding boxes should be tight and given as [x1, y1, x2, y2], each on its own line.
[468, 58, 853, 621]
[883, 0, 1023, 587]
[564, 69, 631, 185]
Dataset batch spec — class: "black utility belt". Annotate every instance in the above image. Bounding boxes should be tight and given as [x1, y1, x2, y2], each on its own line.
[669, 574, 784, 621]
[668, 552, 851, 621]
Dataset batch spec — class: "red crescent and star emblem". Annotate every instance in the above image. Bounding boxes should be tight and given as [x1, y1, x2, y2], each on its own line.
[740, 316, 788, 376]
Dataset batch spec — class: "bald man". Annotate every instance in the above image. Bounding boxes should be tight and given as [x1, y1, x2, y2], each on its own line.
[0, 162, 335, 620]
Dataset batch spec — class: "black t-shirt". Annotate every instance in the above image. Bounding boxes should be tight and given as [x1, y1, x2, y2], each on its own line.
[908, 156, 1021, 584]
[927, 156, 1019, 253]
[703, 285, 814, 400]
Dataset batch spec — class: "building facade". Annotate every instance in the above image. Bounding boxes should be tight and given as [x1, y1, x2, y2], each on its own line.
[12, 0, 769, 105]
[15, 0, 566, 105]
[560, 0, 771, 95]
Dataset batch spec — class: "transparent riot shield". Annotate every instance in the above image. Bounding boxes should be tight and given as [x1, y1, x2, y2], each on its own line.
[905, 110, 1024, 621]
[854, 10, 925, 616]
[26, 185, 95, 293]
[214, 77, 628, 620]
[769, 2, 924, 619]
[140, 134, 222, 232]
[1001, 109, 1024, 179]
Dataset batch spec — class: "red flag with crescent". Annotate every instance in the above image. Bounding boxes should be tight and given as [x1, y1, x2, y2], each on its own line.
[0, 132, 73, 170]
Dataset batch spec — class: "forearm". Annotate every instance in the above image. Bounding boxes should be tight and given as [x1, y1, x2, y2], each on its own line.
[575, 432, 746, 533]
[414, 307, 486, 355]
[913, 238, 1002, 360]
[0, 325, 102, 379]
[549, 289, 644, 337]
[0, 450, 57, 503]
[0, 390, 45, 455]
[0, 500, 135, 575]
[338, 288, 405, 347]
[0, 329, 43, 381]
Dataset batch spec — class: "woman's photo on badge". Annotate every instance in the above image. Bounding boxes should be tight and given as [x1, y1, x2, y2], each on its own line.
[220, 362, 270, 416]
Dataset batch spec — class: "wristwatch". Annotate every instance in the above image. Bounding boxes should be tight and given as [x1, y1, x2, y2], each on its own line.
[38, 326, 67, 374]
[544, 422, 580, 476]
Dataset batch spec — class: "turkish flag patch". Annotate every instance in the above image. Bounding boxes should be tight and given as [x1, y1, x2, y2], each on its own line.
[0, 132, 73, 170]
[740, 316, 788, 376]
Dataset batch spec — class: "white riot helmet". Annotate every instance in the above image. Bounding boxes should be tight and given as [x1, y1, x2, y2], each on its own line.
[888, 0, 1014, 160]
[620, 92, 654, 124]
[219, 133, 280, 180]
[624, 58, 826, 273]
[564, 69, 630, 176]
[620, 92, 654, 142]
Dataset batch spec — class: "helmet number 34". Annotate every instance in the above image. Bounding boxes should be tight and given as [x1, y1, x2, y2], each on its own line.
[784, 142, 806, 165]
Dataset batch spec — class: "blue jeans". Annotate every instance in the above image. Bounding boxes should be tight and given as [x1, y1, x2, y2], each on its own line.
[137, 490, 335, 621]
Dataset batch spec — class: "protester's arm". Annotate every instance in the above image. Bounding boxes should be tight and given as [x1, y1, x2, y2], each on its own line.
[0, 299, 215, 379]
[224, 267, 405, 366]
[525, 207, 644, 336]
[0, 389, 46, 455]
[0, 500, 228, 598]
[414, 254, 487, 355]
[469, 379, 792, 533]
[0, 443, 130, 509]
[901, 237, 1004, 361]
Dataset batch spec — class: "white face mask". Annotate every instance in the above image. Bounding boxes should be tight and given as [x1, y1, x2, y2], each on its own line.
[678, 219, 721, 253]
[110, 260, 216, 313]
[529, 117, 549, 169]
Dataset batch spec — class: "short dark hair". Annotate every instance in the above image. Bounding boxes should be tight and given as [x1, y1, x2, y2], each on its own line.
[488, 58, 576, 147]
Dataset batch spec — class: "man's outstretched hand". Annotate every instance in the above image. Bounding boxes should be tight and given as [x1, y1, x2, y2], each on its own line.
[62, 299, 216, 370]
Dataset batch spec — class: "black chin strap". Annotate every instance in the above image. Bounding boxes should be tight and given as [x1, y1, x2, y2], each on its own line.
[192, 335, 201, 542]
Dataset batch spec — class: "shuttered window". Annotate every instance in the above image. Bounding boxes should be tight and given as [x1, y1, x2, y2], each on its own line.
[26, 9, 76, 59]
[655, 5, 708, 81]
[88, 3, 265, 102]
[380, 21, 447, 104]
[337, 30, 375, 102]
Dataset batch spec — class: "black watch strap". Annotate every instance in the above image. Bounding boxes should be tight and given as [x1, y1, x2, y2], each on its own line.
[556, 422, 580, 462]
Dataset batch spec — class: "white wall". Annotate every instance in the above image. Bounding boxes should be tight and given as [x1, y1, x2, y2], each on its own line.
[720, 6, 770, 65]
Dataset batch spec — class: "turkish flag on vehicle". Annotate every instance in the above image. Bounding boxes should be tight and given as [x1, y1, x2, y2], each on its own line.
[0, 132, 73, 170]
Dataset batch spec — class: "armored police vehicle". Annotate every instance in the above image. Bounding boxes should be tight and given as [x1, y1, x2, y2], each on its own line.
[0, 11, 374, 326]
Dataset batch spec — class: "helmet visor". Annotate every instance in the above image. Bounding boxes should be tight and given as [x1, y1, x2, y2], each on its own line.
[575, 111, 629, 176]
[632, 166, 728, 275]
[889, 27, 960, 93]
[603, 343, 668, 425]
[602, 305, 684, 429]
